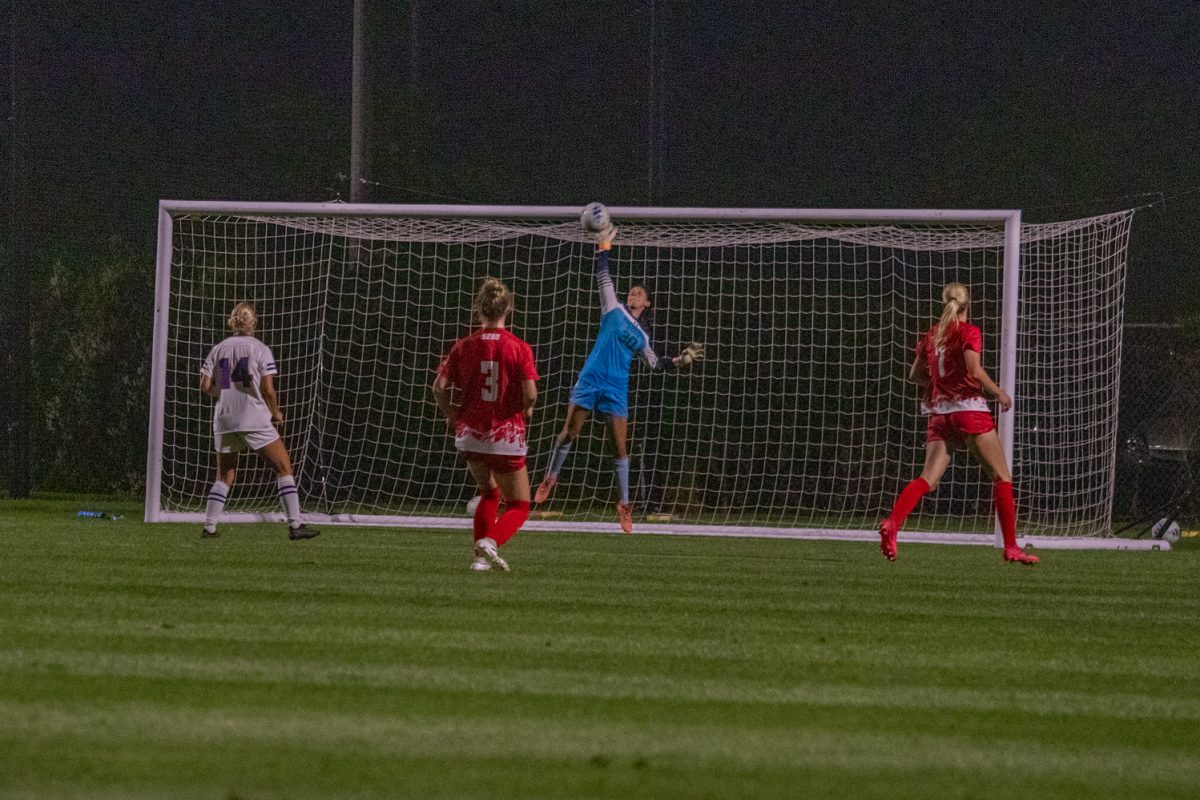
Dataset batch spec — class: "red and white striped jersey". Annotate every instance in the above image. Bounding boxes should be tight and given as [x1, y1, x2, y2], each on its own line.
[437, 327, 539, 455]
[916, 322, 989, 415]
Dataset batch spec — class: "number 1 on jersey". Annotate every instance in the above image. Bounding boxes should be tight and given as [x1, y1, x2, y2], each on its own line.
[480, 360, 499, 401]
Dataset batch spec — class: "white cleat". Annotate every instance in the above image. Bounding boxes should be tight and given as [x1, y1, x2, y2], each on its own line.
[474, 537, 510, 572]
[469, 555, 492, 571]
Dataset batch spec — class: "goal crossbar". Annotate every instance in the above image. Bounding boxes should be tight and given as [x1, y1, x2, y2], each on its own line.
[158, 200, 1020, 223]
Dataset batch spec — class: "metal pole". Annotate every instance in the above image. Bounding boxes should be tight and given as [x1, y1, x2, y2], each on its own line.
[143, 205, 176, 522]
[157, 201, 1021, 223]
[350, 0, 368, 203]
[996, 210, 1022, 547]
[7, 0, 31, 498]
[647, 0, 657, 204]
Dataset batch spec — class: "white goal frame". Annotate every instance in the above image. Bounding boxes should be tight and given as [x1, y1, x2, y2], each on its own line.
[145, 201, 1166, 552]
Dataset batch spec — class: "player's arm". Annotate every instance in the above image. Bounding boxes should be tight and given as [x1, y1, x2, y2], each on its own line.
[908, 348, 928, 389]
[260, 374, 284, 427]
[521, 379, 537, 420]
[964, 350, 1012, 411]
[643, 341, 705, 372]
[199, 374, 221, 399]
[199, 351, 220, 398]
[431, 372, 457, 428]
[595, 229, 620, 314]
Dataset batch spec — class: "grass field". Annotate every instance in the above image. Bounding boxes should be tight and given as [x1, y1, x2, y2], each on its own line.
[2, 497, 1198, 799]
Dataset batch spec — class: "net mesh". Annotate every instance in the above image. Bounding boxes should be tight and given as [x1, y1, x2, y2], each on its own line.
[154, 209, 1132, 537]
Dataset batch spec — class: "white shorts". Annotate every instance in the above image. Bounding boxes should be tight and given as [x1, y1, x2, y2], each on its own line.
[215, 429, 280, 454]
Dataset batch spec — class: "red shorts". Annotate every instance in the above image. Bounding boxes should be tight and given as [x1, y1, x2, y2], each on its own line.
[926, 411, 995, 447]
[462, 451, 527, 474]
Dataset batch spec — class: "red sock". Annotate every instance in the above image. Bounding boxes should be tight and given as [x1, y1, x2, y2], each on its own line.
[994, 480, 1017, 549]
[490, 500, 530, 547]
[887, 477, 931, 528]
[473, 487, 501, 542]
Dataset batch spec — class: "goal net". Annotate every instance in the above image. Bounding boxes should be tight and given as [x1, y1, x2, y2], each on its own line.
[146, 203, 1136, 545]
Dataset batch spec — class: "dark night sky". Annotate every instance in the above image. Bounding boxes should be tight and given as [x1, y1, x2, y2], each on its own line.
[10, 1, 1200, 319]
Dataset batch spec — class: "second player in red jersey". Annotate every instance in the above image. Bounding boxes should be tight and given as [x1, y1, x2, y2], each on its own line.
[916, 319, 987, 412]
[878, 282, 1038, 565]
[914, 315, 995, 446]
[433, 277, 539, 572]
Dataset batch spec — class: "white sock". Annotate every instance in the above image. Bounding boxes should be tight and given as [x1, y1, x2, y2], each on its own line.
[276, 475, 301, 527]
[204, 481, 229, 531]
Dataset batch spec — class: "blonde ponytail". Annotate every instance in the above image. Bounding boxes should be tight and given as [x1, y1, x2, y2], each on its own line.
[474, 277, 513, 324]
[228, 301, 257, 336]
[934, 282, 970, 348]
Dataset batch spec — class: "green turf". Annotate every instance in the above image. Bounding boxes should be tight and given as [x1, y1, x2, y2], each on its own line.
[1, 497, 1198, 799]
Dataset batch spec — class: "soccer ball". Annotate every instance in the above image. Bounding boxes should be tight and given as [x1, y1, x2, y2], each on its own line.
[1151, 517, 1181, 543]
[466, 495, 481, 516]
[580, 202, 611, 234]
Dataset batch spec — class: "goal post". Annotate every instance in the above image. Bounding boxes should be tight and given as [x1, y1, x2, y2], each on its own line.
[997, 210, 1021, 549]
[146, 201, 1158, 550]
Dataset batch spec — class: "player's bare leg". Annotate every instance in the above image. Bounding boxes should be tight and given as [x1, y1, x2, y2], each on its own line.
[202, 452, 239, 538]
[536, 404, 589, 504]
[258, 438, 319, 540]
[880, 441, 949, 560]
[970, 431, 1037, 565]
[609, 415, 633, 533]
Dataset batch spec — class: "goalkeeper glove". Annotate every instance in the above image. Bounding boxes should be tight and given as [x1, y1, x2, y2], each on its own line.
[597, 225, 618, 251]
[677, 342, 705, 367]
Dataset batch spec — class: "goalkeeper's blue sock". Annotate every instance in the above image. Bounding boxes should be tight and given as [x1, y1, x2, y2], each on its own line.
[615, 457, 630, 505]
[546, 440, 573, 478]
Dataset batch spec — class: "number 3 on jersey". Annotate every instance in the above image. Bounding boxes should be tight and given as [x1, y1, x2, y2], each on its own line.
[480, 360, 499, 401]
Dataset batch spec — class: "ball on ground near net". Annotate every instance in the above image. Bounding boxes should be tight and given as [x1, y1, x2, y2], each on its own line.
[1151, 517, 1181, 543]
[580, 202, 611, 233]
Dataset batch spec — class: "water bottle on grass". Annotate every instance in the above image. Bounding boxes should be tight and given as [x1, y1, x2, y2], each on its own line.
[78, 511, 124, 521]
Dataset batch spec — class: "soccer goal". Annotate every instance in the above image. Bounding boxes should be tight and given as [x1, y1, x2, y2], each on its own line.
[146, 202, 1159, 550]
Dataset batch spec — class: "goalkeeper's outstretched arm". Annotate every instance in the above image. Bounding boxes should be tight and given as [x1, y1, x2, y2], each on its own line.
[594, 237, 620, 314]
[642, 341, 706, 372]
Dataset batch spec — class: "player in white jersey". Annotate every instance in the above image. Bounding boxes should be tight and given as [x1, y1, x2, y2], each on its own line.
[197, 302, 319, 540]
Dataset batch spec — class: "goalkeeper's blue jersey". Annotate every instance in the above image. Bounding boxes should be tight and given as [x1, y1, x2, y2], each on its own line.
[575, 247, 672, 396]
[577, 306, 652, 394]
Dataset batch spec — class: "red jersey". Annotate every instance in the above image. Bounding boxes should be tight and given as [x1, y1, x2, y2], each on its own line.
[916, 322, 989, 415]
[437, 327, 539, 455]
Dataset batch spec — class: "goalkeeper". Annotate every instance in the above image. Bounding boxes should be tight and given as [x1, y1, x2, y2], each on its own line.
[535, 225, 704, 533]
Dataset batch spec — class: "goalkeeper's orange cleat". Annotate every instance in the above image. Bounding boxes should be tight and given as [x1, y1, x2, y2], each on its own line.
[534, 476, 557, 504]
[879, 518, 898, 561]
[1003, 547, 1039, 565]
[617, 502, 633, 534]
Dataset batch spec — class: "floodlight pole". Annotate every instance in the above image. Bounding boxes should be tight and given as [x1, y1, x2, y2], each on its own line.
[350, 0, 368, 203]
[7, 1, 31, 498]
[645, 0, 668, 206]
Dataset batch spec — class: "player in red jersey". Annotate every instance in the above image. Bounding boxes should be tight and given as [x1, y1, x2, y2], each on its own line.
[432, 277, 539, 571]
[879, 282, 1039, 565]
